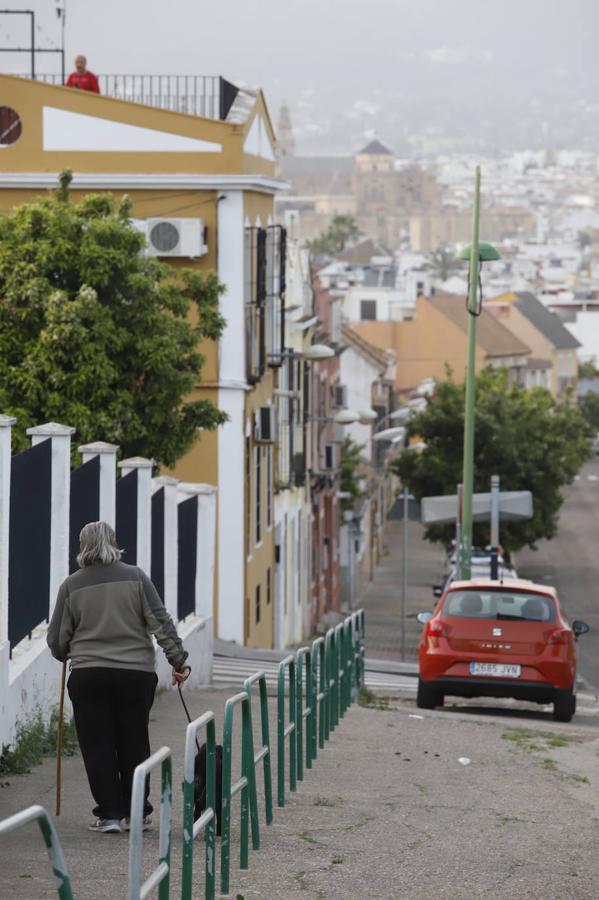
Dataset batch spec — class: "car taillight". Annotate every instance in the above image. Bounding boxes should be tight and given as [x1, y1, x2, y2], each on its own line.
[427, 620, 448, 638]
[544, 628, 572, 646]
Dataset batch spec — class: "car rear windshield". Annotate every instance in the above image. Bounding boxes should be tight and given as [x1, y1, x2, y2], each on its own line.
[443, 590, 556, 623]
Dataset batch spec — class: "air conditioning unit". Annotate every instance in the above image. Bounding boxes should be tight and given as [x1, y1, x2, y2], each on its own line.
[132, 218, 208, 258]
[335, 384, 348, 408]
[323, 443, 338, 470]
[255, 406, 277, 443]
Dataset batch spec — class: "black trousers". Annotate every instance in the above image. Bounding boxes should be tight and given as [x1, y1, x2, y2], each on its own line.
[67, 667, 158, 820]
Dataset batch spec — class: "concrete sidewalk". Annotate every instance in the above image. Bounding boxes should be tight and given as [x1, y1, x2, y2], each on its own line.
[362, 519, 443, 663]
[4, 521, 599, 899]
[3, 679, 599, 900]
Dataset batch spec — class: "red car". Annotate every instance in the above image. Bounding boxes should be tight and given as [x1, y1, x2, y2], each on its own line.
[417, 579, 589, 722]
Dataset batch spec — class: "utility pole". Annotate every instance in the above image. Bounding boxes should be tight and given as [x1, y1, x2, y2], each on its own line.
[490, 474, 500, 580]
[400, 486, 413, 662]
[458, 167, 481, 581]
[457, 169, 500, 580]
[455, 483, 463, 574]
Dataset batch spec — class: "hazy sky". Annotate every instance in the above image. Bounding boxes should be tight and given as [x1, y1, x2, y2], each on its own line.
[3, 0, 599, 154]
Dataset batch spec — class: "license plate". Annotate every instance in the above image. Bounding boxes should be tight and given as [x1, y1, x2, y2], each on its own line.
[469, 662, 521, 678]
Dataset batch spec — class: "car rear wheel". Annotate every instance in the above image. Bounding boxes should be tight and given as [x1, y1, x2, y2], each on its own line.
[553, 689, 576, 722]
[417, 678, 443, 709]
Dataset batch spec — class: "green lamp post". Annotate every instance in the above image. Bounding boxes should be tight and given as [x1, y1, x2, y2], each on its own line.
[457, 167, 501, 580]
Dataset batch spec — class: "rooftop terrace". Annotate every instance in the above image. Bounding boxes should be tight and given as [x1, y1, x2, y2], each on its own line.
[15, 73, 256, 122]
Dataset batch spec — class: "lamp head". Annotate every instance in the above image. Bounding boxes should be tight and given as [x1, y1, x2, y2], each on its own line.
[358, 409, 378, 424]
[333, 409, 360, 425]
[301, 344, 335, 361]
[458, 241, 501, 262]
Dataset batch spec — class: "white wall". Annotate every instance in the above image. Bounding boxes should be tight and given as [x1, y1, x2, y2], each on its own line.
[274, 486, 308, 649]
[217, 190, 246, 642]
[340, 346, 381, 456]
[564, 311, 599, 365]
[0, 422, 216, 750]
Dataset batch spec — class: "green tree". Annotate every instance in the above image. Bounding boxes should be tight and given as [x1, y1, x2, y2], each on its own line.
[0, 171, 227, 466]
[391, 368, 592, 553]
[424, 245, 461, 283]
[578, 359, 599, 380]
[577, 230, 591, 251]
[578, 391, 599, 432]
[340, 436, 366, 511]
[308, 215, 361, 256]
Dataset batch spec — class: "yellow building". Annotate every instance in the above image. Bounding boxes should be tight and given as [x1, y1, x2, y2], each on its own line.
[352, 293, 531, 392]
[0, 74, 286, 647]
[485, 292, 580, 399]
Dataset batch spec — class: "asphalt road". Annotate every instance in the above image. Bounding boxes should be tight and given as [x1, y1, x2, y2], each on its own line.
[518, 456, 599, 691]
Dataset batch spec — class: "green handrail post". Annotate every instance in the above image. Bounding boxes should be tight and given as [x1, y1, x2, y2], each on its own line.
[128, 746, 172, 900]
[356, 609, 366, 688]
[181, 712, 216, 900]
[311, 637, 327, 753]
[277, 654, 296, 807]
[343, 618, 353, 709]
[324, 628, 337, 733]
[220, 690, 260, 897]
[243, 671, 273, 826]
[0, 804, 75, 900]
[334, 622, 346, 717]
[296, 646, 313, 780]
[349, 612, 360, 702]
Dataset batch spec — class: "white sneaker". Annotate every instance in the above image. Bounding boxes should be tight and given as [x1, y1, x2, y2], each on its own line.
[122, 816, 152, 832]
[88, 818, 121, 834]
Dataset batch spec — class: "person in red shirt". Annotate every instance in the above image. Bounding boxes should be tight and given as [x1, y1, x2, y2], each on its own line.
[66, 55, 100, 93]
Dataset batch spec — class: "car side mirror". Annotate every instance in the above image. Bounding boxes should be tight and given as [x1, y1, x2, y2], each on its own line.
[572, 620, 590, 638]
[433, 585, 443, 598]
[417, 612, 433, 624]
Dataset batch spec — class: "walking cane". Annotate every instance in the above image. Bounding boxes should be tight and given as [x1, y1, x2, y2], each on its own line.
[55, 660, 67, 816]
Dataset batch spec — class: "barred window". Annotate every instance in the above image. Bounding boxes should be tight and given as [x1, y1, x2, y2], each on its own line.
[266, 445, 273, 527]
[255, 445, 262, 544]
[266, 225, 287, 367]
[245, 436, 251, 556]
[276, 355, 291, 488]
[245, 226, 267, 384]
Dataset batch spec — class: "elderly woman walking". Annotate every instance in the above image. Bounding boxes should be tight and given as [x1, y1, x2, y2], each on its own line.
[47, 521, 190, 834]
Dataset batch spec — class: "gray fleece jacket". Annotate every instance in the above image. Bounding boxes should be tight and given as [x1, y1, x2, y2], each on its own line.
[47, 561, 188, 672]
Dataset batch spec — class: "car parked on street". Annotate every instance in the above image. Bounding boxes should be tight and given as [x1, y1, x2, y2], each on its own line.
[417, 579, 589, 722]
[433, 563, 519, 598]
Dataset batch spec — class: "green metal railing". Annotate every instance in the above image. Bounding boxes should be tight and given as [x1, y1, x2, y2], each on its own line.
[295, 646, 313, 780]
[220, 690, 260, 897]
[128, 745, 172, 900]
[324, 628, 338, 733]
[311, 636, 328, 754]
[343, 618, 354, 709]
[2, 609, 366, 900]
[243, 671, 274, 826]
[277, 654, 297, 807]
[355, 609, 365, 688]
[0, 804, 74, 900]
[334, 622, 347, 719]
[181, 712, 217, 900]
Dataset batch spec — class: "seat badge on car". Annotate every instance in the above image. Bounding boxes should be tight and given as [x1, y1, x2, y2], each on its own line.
[492, 627, 502, 636]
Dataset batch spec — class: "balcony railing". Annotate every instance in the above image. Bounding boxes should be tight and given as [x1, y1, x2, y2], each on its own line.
[16, 73, 241, 121]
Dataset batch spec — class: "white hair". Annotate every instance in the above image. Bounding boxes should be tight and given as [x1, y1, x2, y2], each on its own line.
[77, 521, 123, 567]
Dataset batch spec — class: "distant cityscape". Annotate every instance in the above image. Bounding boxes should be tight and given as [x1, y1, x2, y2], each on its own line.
[275, 103, 599, 388]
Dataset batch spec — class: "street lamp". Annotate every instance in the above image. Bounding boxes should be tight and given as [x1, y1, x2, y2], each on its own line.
[373, 426, 406, 442]
[457, 166, 501, 580]
[300, 344, 335, 361]
[357, 408, 378, 424]
[333, 408, 360, 425]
